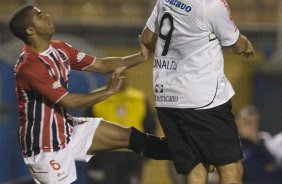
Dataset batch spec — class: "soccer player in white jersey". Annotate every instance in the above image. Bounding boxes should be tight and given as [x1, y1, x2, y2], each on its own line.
[9, 5, 171, 184]
[140, 0, 255, 183]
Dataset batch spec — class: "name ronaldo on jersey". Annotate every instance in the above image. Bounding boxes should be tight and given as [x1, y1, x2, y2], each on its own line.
[154, 59, 179, 70]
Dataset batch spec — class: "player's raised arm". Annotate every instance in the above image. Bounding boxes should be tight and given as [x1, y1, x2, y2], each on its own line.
[84, 41, 152, 74]
[140, 26, 158, 52]
[231, 34, 255, 58]
[58, 67, 126, 109]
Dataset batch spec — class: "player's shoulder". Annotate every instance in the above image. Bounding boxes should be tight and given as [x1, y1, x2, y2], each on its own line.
[19, 51, 39, 66]
[203, 0, 230, 18]
[51, 40, 73, 49]
[203, 0, 228, 9]
[15, 51, 43, 74]
[51, 40, 65, 48]
[202, 0, 221, 4]
[51, 40, 76, 56]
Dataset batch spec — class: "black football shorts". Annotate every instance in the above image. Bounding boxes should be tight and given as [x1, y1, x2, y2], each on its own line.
[156, 100, 243, 175]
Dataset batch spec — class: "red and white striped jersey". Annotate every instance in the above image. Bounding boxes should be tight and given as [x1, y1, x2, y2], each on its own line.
[14, 40, 95, 157]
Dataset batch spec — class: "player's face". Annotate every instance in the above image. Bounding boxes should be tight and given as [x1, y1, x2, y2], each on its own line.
[30, 7, 55, 37]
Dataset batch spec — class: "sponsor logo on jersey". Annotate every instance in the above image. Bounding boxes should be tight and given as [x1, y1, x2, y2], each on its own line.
[155, 94, 179, 102]
[154, 84, 178, 102]
[154, 59, 178, 70]
[77, 52, 86, 62]
[155, 84, 164, 93]
[57, 171, 66, 177]
[52, 81, 62, 89]
[163, 0, 192, 15]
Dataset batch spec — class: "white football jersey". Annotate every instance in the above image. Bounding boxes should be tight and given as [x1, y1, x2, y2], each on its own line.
[146, 0, 239, 109]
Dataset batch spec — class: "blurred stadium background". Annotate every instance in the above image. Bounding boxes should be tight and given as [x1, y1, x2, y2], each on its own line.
[0, 0, 282, 183]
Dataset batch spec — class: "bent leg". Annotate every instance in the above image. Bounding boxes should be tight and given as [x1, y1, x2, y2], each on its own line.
[88, 119, 130, 153]
[87, 119, 171, 160]
[217, 161, 243, 184]
[128, 126, 171, 160]
[186, 163, 208, 184]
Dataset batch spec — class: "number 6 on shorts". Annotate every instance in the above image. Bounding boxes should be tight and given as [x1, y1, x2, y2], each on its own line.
[49, 159, 61, 170]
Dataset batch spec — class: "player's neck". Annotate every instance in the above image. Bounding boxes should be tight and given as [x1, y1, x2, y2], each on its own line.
[28, 36, 51, 53]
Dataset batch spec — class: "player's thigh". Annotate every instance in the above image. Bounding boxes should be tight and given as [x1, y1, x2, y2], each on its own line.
[89, 119, 131, 153]
[157, 107, 201, 175]
[217, 161, 243, 184]
[187, 163, 208, 184]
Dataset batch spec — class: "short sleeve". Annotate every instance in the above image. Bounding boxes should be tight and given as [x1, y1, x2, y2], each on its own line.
[60, 41, 96, 71]
[146, 0, 161, 33]
[205, 0, 240, 46]
[20, 61, 68, 103]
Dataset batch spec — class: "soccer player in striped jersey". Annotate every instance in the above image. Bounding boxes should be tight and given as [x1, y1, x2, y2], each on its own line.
[140, 0, 255, 184]
[9, 5, 170, 184]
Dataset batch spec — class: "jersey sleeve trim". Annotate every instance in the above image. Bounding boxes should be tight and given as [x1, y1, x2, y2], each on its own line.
[146, 22, 158, 34]
[55, 92, 69, 104]
[220, 30, 240, 47]
[82, 57, 96, 71]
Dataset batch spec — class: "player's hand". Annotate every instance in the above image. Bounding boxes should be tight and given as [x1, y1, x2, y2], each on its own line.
[241, 40, 255, 58]
[106, 66, 126, 94]
[139, 35, 154, 60]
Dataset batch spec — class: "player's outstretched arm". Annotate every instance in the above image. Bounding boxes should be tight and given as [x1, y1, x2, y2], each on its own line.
[140, 26, 158, 52]
[57, 67, 126, 109]
[231, 34, 255, 58]
[85, 41, 151, 74]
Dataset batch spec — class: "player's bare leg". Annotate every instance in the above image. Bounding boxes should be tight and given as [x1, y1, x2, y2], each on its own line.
[217, 161, 243, 184]
[87, 119, 130, 153]
[186, 163, 208, 184]
[87, 119, 171, 160]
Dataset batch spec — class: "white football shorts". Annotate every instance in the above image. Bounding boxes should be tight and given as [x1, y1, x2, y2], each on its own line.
[24, 117, 102, 184]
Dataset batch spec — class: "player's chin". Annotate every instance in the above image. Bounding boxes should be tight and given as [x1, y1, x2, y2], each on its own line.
[50, 27, 56, 35]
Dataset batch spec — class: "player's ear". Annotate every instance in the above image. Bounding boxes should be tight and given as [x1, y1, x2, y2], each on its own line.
[26, 26, 35, 36]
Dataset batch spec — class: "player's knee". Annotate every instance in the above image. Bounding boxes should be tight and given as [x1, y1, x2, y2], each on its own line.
[187, 163, 208, 183]
[121, 126, 131, 141]
[189, 163, 208, 177]
[218, 162, 243, 184]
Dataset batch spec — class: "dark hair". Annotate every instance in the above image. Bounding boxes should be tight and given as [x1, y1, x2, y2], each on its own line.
[9, 5, 34, 43]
